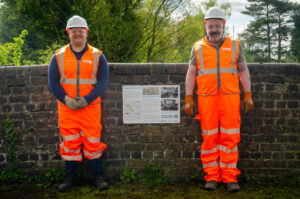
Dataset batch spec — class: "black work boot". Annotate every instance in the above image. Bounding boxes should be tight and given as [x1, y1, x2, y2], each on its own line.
[204, 180, 218, 191]
[225, 182, 240, 193]
[93, 174, 109, 191]
[58, 172, 75, 192]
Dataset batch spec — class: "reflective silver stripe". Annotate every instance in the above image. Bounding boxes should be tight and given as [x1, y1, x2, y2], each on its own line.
[220, 127, 240, 134]
[197, 41, 205, 75]
[62, 133, 81, 141]
[220, 162, 237, 168]
[198, 68, 238, 76]
[86, 137, 100, 143]
[89, 152, 103, 159]
[203, 161, 219, 168]
[61, 78, 97, 84]
[202, 145, 238, 155]
[220, 67, 238, 74]
[198, 68, 216, 76]
[231, 40, 237, 74]
[219, 145, 238, 154]
[201, 146, 218, 155]
[61, 154, 82, 161]
[58, 46, 67, 83]
[60, 143, 81, 153]
[83, 149, 103, 158]
[202, 128, 218, 136]
[92, 47, 99, 84]
[62, 131, 100, 143]
[80, 131, 101, 143]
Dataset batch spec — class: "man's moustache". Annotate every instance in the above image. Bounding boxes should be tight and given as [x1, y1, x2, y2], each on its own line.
[210, 32, 219, 36]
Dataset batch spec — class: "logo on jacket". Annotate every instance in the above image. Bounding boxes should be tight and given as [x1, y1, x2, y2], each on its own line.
[83, 60, 92, 64]
[221, 47, 231, 51]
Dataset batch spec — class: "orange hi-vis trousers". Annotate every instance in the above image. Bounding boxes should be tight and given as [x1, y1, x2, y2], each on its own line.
[58, 102, 107, 162]
[196, 89, 241, 183]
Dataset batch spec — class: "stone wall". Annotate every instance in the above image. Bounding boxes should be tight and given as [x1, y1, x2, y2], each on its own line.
[0, 63, 299, 180]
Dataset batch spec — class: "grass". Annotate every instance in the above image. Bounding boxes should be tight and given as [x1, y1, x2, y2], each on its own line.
[1, 182, 299, 199]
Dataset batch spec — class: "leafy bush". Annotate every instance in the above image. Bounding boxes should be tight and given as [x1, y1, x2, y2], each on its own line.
[0, 30, 28, 66]
[141, 165, 169, 186]
[120, 168, 139, 184]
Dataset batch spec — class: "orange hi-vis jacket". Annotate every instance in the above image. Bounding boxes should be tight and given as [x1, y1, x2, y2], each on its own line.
[194, 37, 240, 96]
[194, 37, 241, 183]
[56, 44, 101, 102]
[55, 44, 107, 161]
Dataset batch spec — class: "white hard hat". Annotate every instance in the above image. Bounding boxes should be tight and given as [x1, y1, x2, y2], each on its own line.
[204, 7, 225, 20]
[66, 15, 88, 30]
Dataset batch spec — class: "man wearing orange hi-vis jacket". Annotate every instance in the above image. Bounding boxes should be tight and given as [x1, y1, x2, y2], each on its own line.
[48, 15, 109, 192]
[185, 7, 253, 193]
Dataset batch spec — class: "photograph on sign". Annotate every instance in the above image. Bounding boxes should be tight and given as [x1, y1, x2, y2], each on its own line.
[123, 85, 180, 124]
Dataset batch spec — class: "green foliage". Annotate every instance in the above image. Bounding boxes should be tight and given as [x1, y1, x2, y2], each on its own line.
[120, 165, 169, 186]
[141, 165, 169, 186]
[190, 171, 205, 183]
[245, 175, 300, 187]
[0, 30, 28, 66]
[23, 42, 61, 65]
[120, 168, 139, 184]
[291, 6, 300, 62]
[38, 167, 66, 187]
[3, 113, 19, 182]
[241, 0, 297, 62]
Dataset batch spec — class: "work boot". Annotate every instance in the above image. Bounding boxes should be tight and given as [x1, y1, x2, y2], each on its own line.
[204, 180, 218, 191]
[225, 182, 240, 193]
[94, 174, 109, 190]
[58, 172, 75, 192]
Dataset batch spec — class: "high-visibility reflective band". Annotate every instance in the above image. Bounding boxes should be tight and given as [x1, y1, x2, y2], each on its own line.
[201, 144, 238, 155]
[58, 46, 67, 83]
[218, 145, 238, 154]
[197, 41, 205, 74]
[62, 133, 81, 141]
[89, 152, 102, 159]
[220, 127, 240, 134]
[202, 128, 218, 136]
[220, 162, 237, 168]
[62, 131, 100, 143]
[197, 67, 238, 76]
[85, 136, 101, 143]
[92, 47, 99, 84]
[61, 78, 97, 84]
[231, 40, 237, 74]
[83, 148, 103, 159]
[60, 143, 81, 153]
[203, 161, 219, 168]
[61, 154, 82, 161]
[201, 146, 218, 155]
[80, 131, 101, 143]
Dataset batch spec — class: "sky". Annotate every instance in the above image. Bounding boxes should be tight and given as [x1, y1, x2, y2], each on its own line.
[190, 0, 299, 38]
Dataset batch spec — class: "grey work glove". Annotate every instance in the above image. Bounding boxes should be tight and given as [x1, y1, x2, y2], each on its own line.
[74, 97, 88, 109]
[64, 95, 80, 110]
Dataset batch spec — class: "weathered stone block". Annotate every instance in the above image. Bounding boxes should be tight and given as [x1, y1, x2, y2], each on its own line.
[142, 152, 153, 159]
[132, 152, 142, 159]
[124, 144, 145, 151]
[287, 101, 297, 108]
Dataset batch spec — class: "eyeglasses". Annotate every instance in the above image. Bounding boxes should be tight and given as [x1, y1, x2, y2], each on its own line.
[207, 24, 223, 30]
[69, 29, 86, 34]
